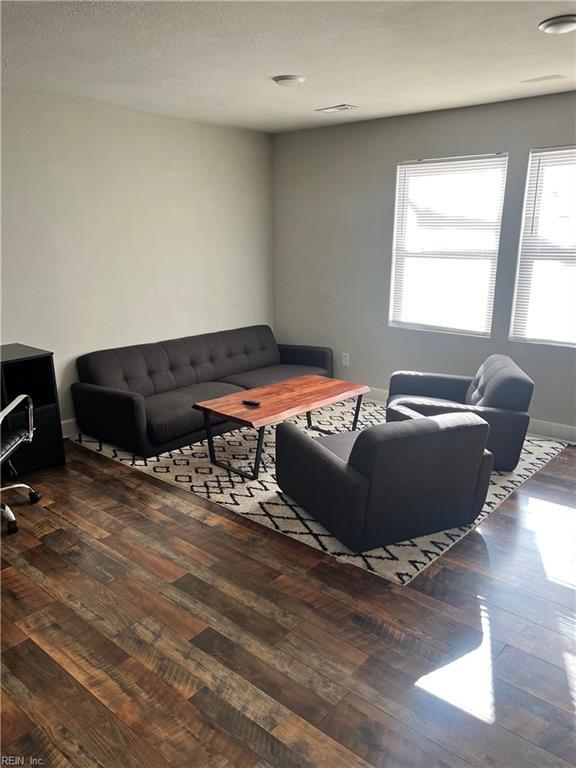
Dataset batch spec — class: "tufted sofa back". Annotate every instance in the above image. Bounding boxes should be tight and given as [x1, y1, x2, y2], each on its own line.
[76, 325, 281, 396]
[465, 354, 534, 411]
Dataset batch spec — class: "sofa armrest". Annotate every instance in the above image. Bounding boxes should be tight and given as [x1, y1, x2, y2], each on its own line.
[275, 423, 369, 551]
[71, 382, 147, 452]
[278, 344, 334, 376]
[388, 371, 473, 403]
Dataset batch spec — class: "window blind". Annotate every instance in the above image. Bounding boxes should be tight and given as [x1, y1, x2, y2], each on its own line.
[389, 153, 508, 336]
[510, 146, 576, 346]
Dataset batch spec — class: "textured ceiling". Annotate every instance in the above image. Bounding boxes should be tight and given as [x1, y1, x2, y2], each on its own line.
[2, 1, 576, 132]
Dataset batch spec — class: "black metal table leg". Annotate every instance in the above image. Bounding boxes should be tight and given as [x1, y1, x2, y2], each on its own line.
[305, 411, 332, 434]
[202, 410, 266, 481]
[352, 394, 363, 431]
[203, 410, 217, 464]
[252, 427, 266, 479]
[306, 394, 364, 435]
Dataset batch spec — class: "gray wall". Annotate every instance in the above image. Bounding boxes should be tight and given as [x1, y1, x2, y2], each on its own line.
[2, 90, 273, 424]
[273, 92, 576, 429]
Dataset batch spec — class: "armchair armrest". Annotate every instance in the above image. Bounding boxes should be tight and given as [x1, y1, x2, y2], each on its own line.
[275, 423, 369, 551]
[388, 371, 473, 403]
[278, 344, 334, 376]
[386, 399, 527, 423]
[386, 402, 426, 422]
[71, 382, 146, 452]
[384, 397, 528, 471]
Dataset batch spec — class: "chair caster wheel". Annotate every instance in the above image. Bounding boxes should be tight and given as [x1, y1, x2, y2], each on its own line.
[6, 520, 18, 535]
[29, 490, 41, 503]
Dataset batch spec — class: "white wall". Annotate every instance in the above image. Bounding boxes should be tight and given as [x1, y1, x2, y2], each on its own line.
[2, 90, 273, 423]
[273, 93, 576, 433]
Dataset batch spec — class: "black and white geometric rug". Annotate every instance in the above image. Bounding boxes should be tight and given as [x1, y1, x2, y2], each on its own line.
[76, 400, 566, 585]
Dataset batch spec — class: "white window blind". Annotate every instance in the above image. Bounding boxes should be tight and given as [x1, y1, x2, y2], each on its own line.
[510, 146, 576, 347]
[389, 153, 508, 336]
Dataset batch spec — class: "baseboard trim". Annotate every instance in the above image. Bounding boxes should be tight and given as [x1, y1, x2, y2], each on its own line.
[529, 419, 576, 444]
[366, 386, 388, 403]
[61, 418, 78, 439]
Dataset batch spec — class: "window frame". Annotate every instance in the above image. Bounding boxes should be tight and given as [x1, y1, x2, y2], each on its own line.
[509, 144, 576, 349]
[388, 152, 509, 338]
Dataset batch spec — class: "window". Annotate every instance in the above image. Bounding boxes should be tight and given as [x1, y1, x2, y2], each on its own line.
[389, 153, 508, 336]
[510, 146, 576, 346]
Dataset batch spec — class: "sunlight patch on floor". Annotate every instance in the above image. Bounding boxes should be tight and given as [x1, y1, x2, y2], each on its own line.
[563, 652, 576, 712]
[415, 603, 495, 723]
[521, 496, 576, 588]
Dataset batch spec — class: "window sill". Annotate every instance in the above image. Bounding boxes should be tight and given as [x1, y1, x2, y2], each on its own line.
[509, 336, 576, 350]
[388, 320, 491, 340]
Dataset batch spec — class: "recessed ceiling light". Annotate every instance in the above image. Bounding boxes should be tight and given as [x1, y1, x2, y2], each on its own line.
[538, 14, 576, 34]
[315, 104, 358, 113]
[521, 73, 566, 83]
[272, 75, 306, 87]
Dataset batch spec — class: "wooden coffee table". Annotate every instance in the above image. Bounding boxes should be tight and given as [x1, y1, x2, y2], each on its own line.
[194, 374, 370, 480]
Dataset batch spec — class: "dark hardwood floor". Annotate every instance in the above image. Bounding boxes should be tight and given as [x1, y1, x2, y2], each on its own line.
[1, 440, 575, 768]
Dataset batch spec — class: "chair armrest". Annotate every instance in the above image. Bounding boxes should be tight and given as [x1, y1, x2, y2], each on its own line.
[0, 394, 34, 442]
[71, 382, 147, 451]
[278, 344, 334, 376]
[386, 399, 526, 422]
[275, 423, 369, 551]
[350, 411, 490, 475]
[0, 395, 34, 432]
[385, 398, 529, 471]
[388, 371, 473, 402]
[386, 403, 427, 422]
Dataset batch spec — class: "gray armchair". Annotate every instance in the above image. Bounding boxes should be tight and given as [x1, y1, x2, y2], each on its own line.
[275, 405, 493, 553]
[387, 354, 534, 471]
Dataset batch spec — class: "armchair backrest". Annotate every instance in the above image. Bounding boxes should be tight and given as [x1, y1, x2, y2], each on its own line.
[348, 412, 489, 548]
[465, 354, 534, 411]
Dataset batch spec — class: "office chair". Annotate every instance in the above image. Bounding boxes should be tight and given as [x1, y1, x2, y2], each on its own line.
[1, 394, 42, 534]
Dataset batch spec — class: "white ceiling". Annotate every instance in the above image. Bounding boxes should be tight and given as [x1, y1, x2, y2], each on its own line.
[2, 1, 576, 133]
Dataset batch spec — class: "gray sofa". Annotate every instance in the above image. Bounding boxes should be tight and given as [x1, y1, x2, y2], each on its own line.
[276, 404, 493, 552]
[387, 354, 534, 471]
[72, 325, 333, 457]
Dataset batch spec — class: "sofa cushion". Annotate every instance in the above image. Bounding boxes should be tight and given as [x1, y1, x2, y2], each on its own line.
[220, 364, 328, 389]
[76, 325, 280, 397]
[465, 354, 534, 411]
[145, 382, 243, 445]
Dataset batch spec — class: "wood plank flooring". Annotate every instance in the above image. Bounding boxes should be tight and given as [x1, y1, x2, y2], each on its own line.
[1, 440, 575, 768]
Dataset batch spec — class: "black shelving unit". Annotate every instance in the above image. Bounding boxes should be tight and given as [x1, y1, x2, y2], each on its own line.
[1, 343, 65, 474]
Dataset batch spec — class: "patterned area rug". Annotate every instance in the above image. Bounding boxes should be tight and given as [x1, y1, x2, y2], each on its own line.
[76, 400, 566, 585]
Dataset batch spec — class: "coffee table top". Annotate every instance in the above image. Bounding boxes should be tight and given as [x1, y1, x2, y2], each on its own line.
[194, 375, 370, 428]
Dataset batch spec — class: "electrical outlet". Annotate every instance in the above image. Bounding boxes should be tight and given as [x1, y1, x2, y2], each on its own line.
[341, 352, 350, 368]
